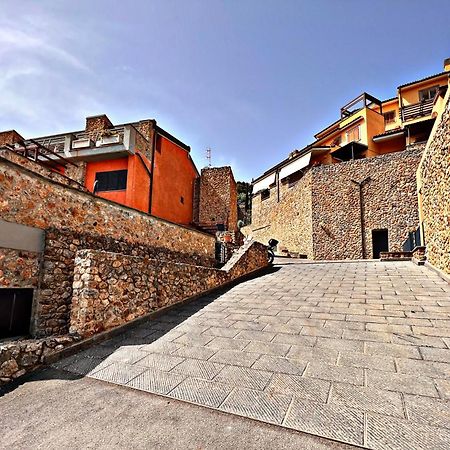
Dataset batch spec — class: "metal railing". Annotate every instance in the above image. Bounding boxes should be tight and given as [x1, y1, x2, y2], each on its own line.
[401, 99, 434, 122]
[402, 227, 422, 252]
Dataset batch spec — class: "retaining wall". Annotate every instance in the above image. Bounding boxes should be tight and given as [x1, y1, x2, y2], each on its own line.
[70, 240, 268, 338]
[418, 91, 450, 274]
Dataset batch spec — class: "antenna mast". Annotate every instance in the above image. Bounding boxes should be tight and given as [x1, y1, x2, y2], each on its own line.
[206, 147, 212, 167]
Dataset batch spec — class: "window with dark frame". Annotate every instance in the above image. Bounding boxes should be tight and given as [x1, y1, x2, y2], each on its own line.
[94, 169, 128, 192]
[419, 86, 439, 102]
[261, 189, 270, 201]
[383, 110, 396, 124]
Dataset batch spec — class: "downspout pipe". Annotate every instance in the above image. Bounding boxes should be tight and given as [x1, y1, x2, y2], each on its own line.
[351, 177, 371, 258]
[148, 119, 157, 215]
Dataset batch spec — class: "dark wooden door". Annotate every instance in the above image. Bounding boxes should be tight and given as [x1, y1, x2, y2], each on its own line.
[372, 229, 389, 259]
[0, 289, 33, 339]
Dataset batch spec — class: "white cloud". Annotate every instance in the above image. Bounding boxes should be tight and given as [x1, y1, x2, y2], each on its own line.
[0, 10, 100, 135]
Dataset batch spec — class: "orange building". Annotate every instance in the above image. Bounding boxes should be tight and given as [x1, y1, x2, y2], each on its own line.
[1, 114, 199, 226]
[253, 59, 450, 193]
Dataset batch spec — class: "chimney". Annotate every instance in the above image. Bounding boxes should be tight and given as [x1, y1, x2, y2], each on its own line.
[0, 130, 24, 147]
[85, 114, 113, 134]
[444, 58, 450, 72]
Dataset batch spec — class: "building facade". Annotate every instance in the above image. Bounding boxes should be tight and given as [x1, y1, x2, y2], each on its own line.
[248, 59, 450, 260]
[0, 114, 199, 226]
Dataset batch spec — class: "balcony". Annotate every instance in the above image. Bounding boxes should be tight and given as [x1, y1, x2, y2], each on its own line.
[401, 98, 434, 122]
[28, 125, 138, 163]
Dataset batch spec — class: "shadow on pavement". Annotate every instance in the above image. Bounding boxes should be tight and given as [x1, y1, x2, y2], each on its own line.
[1, 266, 281, 397]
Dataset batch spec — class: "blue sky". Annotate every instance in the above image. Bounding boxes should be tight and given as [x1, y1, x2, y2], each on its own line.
[1, 1, 449, 181]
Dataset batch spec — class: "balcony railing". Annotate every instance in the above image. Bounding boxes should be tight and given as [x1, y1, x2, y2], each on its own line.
[32, 126, 126, 154]
[401, 98, 434, 122]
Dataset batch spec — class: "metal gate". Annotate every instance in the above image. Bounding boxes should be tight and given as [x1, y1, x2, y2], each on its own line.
[402, 227, 422, 252]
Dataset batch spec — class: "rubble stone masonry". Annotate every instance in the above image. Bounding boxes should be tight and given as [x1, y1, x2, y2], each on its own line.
[70, 240, 268, 338]
[418, 94, 450, 274]
[249, 171, 313, 257]
[0, 248, 40, 288]
[0, 156, 216, 336]
[249, 148, 423, 260]
[311, 148, 422, 260]
[198, 167, 238, 231]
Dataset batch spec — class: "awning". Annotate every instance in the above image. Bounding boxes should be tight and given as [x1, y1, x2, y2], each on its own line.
[372, 130, 405, 142]
[279, 152, 312, 180]
[253, 172, 276, 193]
[331, 142, 368, 161]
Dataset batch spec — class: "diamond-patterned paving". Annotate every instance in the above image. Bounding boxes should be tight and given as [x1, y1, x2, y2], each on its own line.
[54, 259, 450, 449]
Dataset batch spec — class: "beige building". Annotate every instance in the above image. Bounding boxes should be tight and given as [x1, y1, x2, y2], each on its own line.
[247, 59, 450, 261]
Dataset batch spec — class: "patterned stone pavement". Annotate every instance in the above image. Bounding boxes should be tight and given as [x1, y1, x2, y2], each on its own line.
[54, 260, 450, 449]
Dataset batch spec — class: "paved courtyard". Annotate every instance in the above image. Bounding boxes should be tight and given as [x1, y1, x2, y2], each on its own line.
[52, 260, 450, 449]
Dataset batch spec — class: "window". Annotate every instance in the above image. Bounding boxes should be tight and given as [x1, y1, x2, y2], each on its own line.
[346, 126, 360, 143]
[261, 189, 270, 201]
[419, 86, 439, 102]
[383, 111, 396, 124]
[180, 196, 184, 204]
[94, 169, 128, 192]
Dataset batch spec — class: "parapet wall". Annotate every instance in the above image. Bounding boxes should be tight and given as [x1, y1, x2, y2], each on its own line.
[70, 240, 268, 338]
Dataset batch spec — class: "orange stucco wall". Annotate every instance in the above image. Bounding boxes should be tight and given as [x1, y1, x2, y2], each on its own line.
[400, 75, 448, 105]
[151, 136, 198, 225]
[84, 155, 150, 213]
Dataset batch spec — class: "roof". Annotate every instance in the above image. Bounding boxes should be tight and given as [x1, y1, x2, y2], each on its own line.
[155, 125, 190, 151]
[398, 71, 449, 89]
[382, 97, 398, 104]
[314, 118, 341, 139]
[252, 143, 331, 184]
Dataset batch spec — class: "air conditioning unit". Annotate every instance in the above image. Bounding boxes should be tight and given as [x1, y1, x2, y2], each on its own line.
[72, 138, 93, 149]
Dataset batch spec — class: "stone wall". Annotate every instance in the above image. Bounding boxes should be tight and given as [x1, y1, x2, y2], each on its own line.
[70, 240, 268, 338]
[0, 335, 77, 384]
[36, 227, 216, 337]
[198, 166, 238, 231]
[246, 171, 314, 257]
[0, 248, 41, 288]
[312, 148, 422, 260]
[0, 148, 87, 191]
[249, 149, 422, 260]
[0, 156, 216, 336]
[0, 156, 215, 260]
[418, 92, 450, 274]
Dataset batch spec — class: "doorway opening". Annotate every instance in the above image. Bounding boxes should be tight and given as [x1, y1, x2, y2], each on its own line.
[0, 288, 33, 339]
[372, 229, 389, 259]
